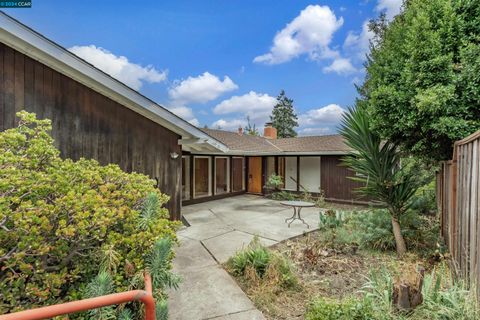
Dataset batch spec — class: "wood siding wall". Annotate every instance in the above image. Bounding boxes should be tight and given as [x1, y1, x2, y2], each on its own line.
[437, 130, 480, 297]
[320, 155, 366, 201]
[0, 43, 182, 219]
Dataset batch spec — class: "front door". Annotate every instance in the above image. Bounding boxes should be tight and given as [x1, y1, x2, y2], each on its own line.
[248, 157, 262, 194]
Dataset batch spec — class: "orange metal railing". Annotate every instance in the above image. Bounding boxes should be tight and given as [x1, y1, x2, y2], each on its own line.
[0, 273, 156, 320]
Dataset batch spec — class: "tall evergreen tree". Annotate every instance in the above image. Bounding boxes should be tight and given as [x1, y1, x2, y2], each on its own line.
[270, 90, 298, 138]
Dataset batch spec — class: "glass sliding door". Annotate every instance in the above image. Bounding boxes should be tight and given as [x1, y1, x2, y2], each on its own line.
[215, 157, 230, 195]
[232, 157, 245, 192]
[182, 156, 191, 200]
[194, 156, 212, 198]
[266, 156, 276, 179]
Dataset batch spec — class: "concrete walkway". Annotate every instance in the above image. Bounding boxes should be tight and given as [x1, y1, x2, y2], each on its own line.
[168, 195, 320, 320]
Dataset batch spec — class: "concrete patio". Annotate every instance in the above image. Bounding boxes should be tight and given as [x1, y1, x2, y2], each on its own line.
[168, 194, 320, 320]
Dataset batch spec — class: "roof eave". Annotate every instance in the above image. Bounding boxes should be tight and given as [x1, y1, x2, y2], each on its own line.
[0, 12, 227, 153]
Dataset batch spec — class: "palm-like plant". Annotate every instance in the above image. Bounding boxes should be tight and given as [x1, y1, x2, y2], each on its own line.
[340, 107, 418, 255]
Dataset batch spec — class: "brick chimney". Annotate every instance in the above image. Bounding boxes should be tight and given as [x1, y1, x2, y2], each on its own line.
[263, 122, 277, 139]
[238, 127, 243, 135]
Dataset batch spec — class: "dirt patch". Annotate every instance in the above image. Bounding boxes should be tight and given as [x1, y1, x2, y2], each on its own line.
[228, 231, 423, 320]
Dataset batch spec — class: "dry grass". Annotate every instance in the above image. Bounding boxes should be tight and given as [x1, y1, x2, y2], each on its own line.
[227, 231, 427, 320]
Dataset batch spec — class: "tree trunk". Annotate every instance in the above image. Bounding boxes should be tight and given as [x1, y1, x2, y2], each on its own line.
[391, 216, 407, 256]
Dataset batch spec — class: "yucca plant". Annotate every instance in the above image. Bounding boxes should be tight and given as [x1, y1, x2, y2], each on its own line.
[340, 107, 419, 255]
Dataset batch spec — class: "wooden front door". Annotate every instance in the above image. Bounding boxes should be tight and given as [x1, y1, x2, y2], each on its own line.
[248, 157, 262, 194]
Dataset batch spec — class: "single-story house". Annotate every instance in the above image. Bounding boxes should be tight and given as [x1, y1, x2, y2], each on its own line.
[0, 12, 365, 220]
[182, 125, 366, 205]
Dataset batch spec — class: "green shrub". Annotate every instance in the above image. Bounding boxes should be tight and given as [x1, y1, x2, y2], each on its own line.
[227, 237, 298, 289]
[0, 112, 180, 313]
[270, 190, 296, 201]
[265, 174, 283, 191]
[348, 209, 440, 254]
[306, 297, 376, 320]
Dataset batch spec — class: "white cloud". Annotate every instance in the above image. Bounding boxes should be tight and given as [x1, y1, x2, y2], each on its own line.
[376, 0, 403, 20]
[167, 106, 199, 127]
[168, 106, 194, 119]
[323, 57, 357, 75]
[188, 118, 200, 127]
[213, 91, 277, 122]
[298, 127, 332, 136]
[344, 21, 374, 60]
[253, 5, 344, 65]
[211, 119, 246, 131]
[298, 104, 346, 127]
[69, 45, 167, 90]
[168, 72, 238, 105]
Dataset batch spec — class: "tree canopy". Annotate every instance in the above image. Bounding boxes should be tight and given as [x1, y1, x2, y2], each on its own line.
[270, 90, 298, 138]
[358, 0, 480, 162]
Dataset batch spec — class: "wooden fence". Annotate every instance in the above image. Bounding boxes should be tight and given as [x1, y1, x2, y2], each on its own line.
[437, 130, 480, 292]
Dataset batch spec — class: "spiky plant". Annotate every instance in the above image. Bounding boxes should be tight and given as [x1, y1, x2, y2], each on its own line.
[117, 308, 134, 320]
[139, 192, 161, 229]
[156, 299, 169, 320]
[146, 238, 181, 295]
[84, 272, 116, 320]
[340, 107, 418, 255]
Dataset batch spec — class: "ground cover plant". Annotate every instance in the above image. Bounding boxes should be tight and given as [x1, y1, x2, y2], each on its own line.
[0, 112, 180, 316]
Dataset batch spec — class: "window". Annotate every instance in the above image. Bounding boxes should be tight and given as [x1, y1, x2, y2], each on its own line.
[299, 157, 321, 193]
[232, 157, 245, 192]
[279, 156, 297, 191]
[194, 156, 212, 198]
[215, 157, 230, 195]
[182, 156, 191, 200]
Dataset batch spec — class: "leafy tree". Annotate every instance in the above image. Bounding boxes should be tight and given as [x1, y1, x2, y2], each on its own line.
[270, 90, 298, 138]
[244, 116, 260, 136]
[0, 112, 180, 313]
[340, 107, 419, 256]
[358, 0, 480, 163]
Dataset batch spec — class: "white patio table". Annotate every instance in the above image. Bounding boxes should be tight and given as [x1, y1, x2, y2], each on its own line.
[280, 200, 315, 228]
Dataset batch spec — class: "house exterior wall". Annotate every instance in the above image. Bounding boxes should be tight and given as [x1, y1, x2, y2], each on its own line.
[0, 42, 182, 219]
[320, 155, 367, 201]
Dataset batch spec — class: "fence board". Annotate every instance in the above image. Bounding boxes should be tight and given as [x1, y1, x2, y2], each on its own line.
[438, 130, 480, 291]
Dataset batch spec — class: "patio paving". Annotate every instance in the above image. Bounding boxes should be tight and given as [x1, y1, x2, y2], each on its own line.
[168, 194, 320, 320]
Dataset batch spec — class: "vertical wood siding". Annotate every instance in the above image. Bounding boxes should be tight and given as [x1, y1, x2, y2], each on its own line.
[0, 43, 182, 219]
[320, 155, 366, 201]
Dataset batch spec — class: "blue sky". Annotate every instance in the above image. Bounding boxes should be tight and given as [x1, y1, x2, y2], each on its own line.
[3, 0, 402, 135]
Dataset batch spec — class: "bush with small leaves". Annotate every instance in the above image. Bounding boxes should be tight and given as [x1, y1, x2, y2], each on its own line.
[0, 112, 180, 313]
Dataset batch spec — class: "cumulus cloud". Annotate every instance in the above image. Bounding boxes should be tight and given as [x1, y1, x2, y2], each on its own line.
[376, 0, 403, 20]
[213, 91, 277, 122]
[211, 118, 247, 131]
[344, 21, 374, 60]
[253, 5, 344, 65]
[69, 45, 167, 90]
[167, 106, 199, 127]
[323, 57, 357, 75]
[168, 72, 238, 105]
[298, 104, 346, 127]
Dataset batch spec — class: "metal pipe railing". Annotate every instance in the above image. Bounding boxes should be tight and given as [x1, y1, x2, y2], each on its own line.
[0, 273, 156, 320]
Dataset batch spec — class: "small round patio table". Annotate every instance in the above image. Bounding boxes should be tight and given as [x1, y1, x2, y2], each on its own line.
[280, 201, 315, 228]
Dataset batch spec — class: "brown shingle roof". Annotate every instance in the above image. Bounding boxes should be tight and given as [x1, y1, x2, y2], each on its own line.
[271, 135, 352, 153]
[202, 129, 281, 152]
[201, 129, 351, 154]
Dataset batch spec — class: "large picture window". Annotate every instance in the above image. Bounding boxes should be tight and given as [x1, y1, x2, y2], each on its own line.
[279, 156, 297, 191]
[194, 156, 212, 198]
[215, 157, 230, 195]
[232, 157, 245, 192]
[182, 156, 191, 200]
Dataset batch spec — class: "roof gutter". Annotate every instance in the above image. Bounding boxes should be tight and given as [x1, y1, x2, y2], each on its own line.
[0, 12, 228, 153]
